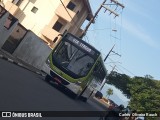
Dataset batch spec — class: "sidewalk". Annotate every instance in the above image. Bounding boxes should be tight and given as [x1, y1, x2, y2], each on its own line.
[0, 49, 46, 77]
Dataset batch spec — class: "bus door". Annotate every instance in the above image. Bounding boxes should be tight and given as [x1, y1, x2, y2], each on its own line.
[81, 61, 101, 99]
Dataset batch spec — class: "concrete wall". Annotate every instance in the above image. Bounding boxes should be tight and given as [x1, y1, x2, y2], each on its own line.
[0, 5, 52, 72]
[0, 12, 18, 48]
[13, 31, 52, 70]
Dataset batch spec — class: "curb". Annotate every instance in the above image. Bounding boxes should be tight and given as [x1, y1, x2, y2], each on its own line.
[36, 71, 46, 77]
[0, 54, 46, 77]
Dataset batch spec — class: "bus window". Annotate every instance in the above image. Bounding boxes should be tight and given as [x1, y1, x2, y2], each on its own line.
[4, 14, 17, 29]
[93, 61, 106, 84]
[52, 40, 95, 78]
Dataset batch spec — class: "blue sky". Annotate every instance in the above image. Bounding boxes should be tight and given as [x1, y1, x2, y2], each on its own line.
[82, 0, 160, 80]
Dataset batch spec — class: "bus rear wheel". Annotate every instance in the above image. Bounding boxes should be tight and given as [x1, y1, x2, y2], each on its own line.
[75, 86, 88, 102]
[81, 97, 87, 102]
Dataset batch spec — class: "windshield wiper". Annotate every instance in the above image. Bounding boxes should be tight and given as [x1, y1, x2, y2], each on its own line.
[75, 54, 87, 61]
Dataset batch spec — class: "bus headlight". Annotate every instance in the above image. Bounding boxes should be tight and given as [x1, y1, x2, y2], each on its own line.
[46, 58, 51, 66]
[75, 81, 82, 86]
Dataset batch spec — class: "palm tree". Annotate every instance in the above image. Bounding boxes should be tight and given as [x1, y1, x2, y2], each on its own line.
[106, 88, 113, 98]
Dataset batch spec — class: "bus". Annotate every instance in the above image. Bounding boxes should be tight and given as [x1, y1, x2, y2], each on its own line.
[43, 33, 107, 102]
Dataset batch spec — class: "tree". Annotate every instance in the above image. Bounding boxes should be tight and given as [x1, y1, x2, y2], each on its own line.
[106, 71, 131, 98]
[106, 72, 160, 120]
[106, 88, 113, 98]
[128, 76, 160, 120]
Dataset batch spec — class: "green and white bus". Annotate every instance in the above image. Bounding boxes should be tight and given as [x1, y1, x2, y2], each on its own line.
[44, 33, 107, 102]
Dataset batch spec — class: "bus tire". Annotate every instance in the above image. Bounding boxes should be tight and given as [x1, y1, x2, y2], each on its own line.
[75, 86, 88, 102]
[82, 97, 87, 102]
[45, 74, 51, 82]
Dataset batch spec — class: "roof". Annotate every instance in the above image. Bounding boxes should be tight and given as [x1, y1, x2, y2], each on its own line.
[83, 0, 93, 21]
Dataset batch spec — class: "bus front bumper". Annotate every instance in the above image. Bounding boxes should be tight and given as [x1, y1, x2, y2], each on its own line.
[42, 63, 81, 94]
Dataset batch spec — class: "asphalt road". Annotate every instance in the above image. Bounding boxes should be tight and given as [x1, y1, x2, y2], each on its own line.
[0, 58, 107, 120]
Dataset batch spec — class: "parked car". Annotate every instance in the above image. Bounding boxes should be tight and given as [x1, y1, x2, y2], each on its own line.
[108, 99, 118, 108]
[95, 91, 103, 99]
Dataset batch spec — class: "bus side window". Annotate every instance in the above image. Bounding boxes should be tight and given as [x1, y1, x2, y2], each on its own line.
[93, 62, 100, 77]
[93, 62, 106, 83]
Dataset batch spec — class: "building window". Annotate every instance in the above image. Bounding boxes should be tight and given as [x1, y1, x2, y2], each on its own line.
[66, 1, 76, 11]
[0, 6, 6, 18]
[4, 14, 17, 29]
[31, 7, 38, 13]
[52, 21, 63, 32]
[12, 0, 23, 6]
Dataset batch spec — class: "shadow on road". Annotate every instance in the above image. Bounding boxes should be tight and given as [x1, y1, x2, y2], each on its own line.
[40, 76, 86, 102]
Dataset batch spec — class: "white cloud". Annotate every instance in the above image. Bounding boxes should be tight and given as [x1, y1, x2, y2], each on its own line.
[120, 1, 160, 49]
[122, 18, 159, 49]
[126, 1, 152, 20]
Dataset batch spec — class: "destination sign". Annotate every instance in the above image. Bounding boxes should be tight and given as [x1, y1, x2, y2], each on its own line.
[67, 35, 96, 56]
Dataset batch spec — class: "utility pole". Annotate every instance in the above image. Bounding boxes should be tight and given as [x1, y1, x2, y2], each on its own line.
[99, 44, 121, 91]
[103, 44, 121, 62]
[80, 0, 106, 38]
[104, 44, 115, 62]
[80, 0, 125, 38]
[110, 65, 116, 73]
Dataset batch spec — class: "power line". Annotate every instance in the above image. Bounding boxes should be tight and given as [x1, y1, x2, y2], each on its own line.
[107, 57, 135, 76]
[80, 0, 124, 38]
[117, 64, 136, 76]
[87, 28, 111, 31]
[118, 6, 124, 58]
[115, 65, 125, 74]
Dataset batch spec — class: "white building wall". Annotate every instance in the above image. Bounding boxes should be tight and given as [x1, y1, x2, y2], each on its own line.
[19, 0, 61, 35]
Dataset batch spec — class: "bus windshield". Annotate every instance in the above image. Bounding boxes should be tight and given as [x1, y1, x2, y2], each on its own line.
[52, 40, 96, 78]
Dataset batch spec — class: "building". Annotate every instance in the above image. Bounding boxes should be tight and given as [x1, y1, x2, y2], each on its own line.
[1, 0, 93, 48]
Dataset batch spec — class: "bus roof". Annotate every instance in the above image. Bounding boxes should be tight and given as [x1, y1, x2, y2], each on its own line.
[65, 33, 100, 55]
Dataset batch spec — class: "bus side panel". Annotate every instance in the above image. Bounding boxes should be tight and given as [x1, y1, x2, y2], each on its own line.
[80, 56, 106, 100]
[79, 68, 97, 99]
